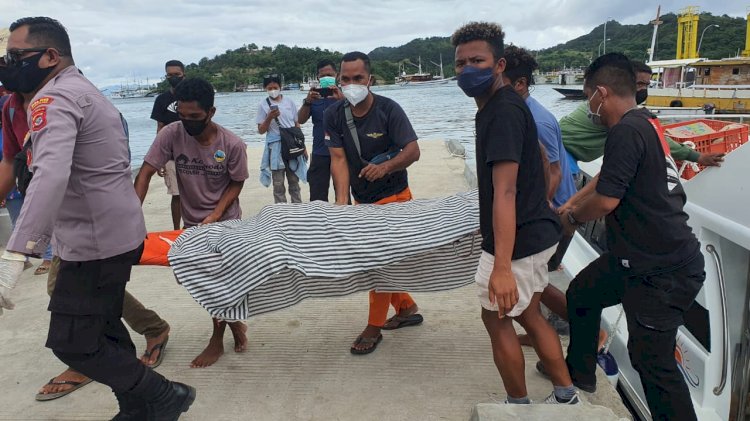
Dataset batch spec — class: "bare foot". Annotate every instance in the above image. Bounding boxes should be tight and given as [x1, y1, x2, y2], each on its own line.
[228, 321, 248, 353]
[141, 326, 170, 366]
[191, 335, 224, 368]
[351, 325, 382, 353]
[398, 303, 419, 318]
[38, 368, 89, 395]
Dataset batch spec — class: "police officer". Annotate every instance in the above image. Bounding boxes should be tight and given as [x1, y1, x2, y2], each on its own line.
[0, 17, 195, 420]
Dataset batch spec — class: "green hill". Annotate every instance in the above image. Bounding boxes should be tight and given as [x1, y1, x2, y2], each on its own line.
[173, 12, 747, 91]
[536, 12, 746, 71]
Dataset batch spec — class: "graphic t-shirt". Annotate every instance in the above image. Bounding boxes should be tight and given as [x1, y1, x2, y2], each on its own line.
[144, 123, 249, 227]
[150, 91, 179, 125]
[475, 85, 561, 259]
[596, 108, 699, 273]
[325, 94, 418, 204]
[255, 96, 298, 137]
[525, 95, 576, 208]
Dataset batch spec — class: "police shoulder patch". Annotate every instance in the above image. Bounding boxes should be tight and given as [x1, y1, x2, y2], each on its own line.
[31, 107, 48, 132]
[30, 96, 54, 111]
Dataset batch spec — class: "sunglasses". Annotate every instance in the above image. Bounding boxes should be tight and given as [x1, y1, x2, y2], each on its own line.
[4, 47, 51, 67]
[264, 73, 279, 78]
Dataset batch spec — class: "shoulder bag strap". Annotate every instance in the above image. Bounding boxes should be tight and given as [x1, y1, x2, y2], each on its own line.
[266, 97, 283, 128]
[344, 101, 366, 162]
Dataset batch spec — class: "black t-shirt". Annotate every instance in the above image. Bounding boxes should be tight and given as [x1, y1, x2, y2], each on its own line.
[597, 108, 699, 273]
[475, 85, 561, 259]
[325, 94, 418, 203]
[150, 91, 179, 125]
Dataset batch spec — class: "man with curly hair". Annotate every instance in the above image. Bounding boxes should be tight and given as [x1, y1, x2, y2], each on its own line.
[451, 22, 579, 405]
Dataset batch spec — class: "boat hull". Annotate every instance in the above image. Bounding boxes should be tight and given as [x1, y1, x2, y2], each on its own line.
[646, 88, 750, 113]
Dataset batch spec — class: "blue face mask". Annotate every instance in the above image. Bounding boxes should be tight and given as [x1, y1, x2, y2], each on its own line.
[457, 66, 495, 97]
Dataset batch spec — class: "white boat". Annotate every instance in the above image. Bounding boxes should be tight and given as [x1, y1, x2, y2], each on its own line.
[565, 114, 750, 420]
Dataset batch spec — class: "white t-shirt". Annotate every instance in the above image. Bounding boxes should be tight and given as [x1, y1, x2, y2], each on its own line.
[255, 95, 298, 135]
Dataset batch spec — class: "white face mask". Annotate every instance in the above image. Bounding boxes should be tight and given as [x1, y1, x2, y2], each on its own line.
[268, 89, 280, 99]
[341, 84, 369, 106]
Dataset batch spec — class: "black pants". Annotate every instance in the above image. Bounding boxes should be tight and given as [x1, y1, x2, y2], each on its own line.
[46, 245, 147, 393]
[547, 232, 573, 271]
[308, 154, 331, 202]
[566, 252, 705, 421]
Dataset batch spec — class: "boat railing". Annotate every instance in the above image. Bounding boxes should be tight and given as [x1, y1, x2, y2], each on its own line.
[656, 114, 750, 125]
[706, 244, 729, 396]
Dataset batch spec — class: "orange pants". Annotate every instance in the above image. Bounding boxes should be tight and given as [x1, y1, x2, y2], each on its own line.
[364, 187, 417, 327]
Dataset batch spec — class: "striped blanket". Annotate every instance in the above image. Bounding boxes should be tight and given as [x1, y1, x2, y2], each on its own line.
[168, 190, 481, 321]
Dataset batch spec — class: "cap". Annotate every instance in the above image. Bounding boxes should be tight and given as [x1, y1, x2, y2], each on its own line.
[0, 28, 9, 58]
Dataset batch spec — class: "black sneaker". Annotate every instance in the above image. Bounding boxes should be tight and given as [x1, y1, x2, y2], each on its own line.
[535, 360, 597, 393]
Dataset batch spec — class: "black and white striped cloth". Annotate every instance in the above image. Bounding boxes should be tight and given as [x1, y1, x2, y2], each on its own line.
[168, 190, 481, 321]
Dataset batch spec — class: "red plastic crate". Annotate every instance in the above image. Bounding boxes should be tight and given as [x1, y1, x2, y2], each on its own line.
[661, 119, 749, 180]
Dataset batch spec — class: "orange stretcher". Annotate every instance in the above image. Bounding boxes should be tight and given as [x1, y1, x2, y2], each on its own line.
[138, 230, 183, 266]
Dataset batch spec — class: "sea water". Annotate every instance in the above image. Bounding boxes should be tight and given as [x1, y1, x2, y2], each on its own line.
[111, 83, 583, 170]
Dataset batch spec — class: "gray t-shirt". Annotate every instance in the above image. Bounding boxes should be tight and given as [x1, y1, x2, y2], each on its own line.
[255, 95, 298, 136]
[145, 122, 249, 227]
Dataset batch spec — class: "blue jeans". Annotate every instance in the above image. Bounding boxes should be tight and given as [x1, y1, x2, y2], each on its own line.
[6, 196, 53, 261]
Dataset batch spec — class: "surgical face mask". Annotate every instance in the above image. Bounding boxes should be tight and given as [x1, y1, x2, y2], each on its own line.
[457, 66, 495, 97]
[167, 76, 183, 88]
[0, 65, 20, 92]
[16, 52, 55, 94]
[319, 76, 336, 89]
[181, 116, 209, 137]
[587, 90, 605, 127]
[635, 89, 648, 105]
[267, 89, 280, 99]
[341, 83, 369, 106]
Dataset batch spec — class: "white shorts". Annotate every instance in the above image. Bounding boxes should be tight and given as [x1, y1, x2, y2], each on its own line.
[163, 160, 179, 196]
[475, 245, 557, 317]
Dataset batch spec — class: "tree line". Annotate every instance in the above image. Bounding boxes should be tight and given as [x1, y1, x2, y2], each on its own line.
[161, 12, 746, 92]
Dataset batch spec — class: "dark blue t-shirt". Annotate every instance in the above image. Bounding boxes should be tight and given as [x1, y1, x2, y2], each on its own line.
[310, 97, 337, 156]
[325, 94, 417, 203]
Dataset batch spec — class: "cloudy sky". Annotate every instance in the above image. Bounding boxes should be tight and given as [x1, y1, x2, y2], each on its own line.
[2, 0, 746, 87]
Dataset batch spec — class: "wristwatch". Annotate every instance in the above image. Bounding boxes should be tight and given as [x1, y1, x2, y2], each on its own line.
[302, 99, 312, 107]
[567, 211, 584, 226]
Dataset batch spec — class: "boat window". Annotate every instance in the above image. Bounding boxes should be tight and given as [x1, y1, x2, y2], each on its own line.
[704, 68, 710, 76]
[733, 68, 740, 75]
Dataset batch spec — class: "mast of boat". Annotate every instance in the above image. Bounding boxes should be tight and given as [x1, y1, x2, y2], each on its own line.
[648, 5, 663, 63]
[429, 54, 445, 79]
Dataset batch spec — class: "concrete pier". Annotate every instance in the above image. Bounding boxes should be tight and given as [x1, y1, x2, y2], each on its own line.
[0, 140, 630, 420]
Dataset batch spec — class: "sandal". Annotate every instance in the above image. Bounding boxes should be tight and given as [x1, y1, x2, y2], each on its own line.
[350, 334, 383, 355]
[382, 313, 424, 330]
[142, 336, 169, 368]
[34, 262, 51, 275]
[35, 377, 93, 401]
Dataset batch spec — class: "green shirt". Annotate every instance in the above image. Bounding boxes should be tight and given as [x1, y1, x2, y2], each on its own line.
[559, 103, 701, 163]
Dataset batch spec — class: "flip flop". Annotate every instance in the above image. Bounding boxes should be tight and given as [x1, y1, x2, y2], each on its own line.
[381, 313, 424, 330]
[34, 264, 51, 275]
[350, 334, 383, 355]
[143, 336, 169, 368]
[35, 377, 93, 401]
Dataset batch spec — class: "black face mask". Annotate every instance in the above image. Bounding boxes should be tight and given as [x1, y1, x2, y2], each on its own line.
[16, 51, 55, 94]
[0, 65, 20, 92]
[636, 89, 648, 105]
[167, 76, 183, 88]
[181, 117, 209, 137]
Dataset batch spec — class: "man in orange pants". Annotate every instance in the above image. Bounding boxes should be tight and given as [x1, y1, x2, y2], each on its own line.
[326, 51, 424, 354]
